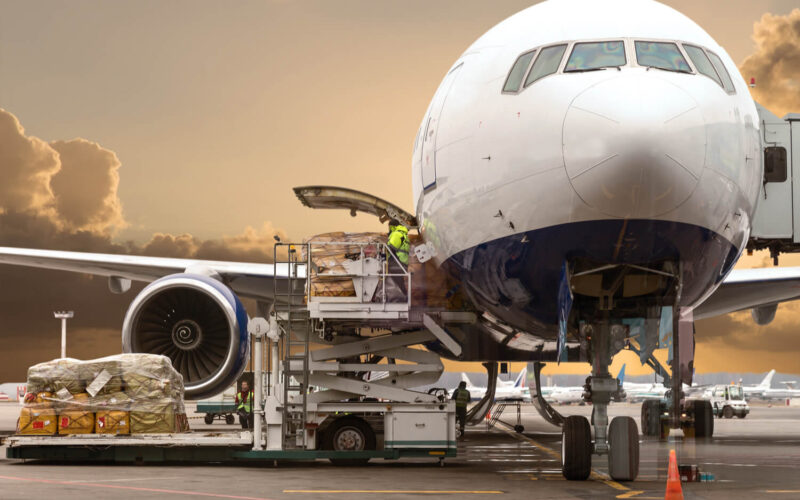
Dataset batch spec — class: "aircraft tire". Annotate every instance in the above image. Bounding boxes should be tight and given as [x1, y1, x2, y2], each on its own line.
[608, 416, 640, 481]
[641, 400, 661, 437]
[562, 415, 591, 480]
[693, 400, 714, 438]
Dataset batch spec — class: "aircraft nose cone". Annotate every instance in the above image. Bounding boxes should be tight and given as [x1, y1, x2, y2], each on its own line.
[563, 75, 705, 218]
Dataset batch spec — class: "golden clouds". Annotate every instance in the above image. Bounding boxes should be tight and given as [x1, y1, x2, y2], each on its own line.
[740, 8, 800, 117]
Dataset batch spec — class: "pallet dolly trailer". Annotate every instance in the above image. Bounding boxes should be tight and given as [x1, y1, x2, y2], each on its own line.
[7, 239, 461, 465]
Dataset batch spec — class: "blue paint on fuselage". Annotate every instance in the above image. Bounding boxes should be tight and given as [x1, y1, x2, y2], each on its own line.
[444, 219, 739, 336]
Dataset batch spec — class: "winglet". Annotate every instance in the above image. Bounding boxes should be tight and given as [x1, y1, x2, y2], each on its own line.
[617, 363, 626, 385]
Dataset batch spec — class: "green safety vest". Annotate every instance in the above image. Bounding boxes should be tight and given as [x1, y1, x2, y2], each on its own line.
[388, 224, 410, 265]
[237, 391, 253, 412]
[453, 388, 470, 408]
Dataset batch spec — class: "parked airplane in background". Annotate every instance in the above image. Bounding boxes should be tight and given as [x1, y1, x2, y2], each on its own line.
[535, 365, 626, 405]
[460, 368, 530, 402]
[3, 0, 800, 481]
[743, 370, 800, 400]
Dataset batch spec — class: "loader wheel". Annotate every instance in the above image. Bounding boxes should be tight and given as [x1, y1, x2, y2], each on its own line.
[562, 415, 591, 480]
[225, 414, 236, 425]
[722, 406, 734, 419]
[204, 414, 214, 425]
[641, 400, 661, 437]
[324, 416, 376, 466]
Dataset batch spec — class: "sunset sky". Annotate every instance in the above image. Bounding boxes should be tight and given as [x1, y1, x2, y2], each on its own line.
[1, 0, 800, 381]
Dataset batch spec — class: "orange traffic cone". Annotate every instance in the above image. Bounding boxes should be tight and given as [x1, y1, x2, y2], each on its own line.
[665, 449, 684, 500]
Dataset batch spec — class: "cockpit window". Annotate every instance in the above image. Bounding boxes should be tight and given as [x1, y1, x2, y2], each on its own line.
[683, 44, 723, 87]
[706, 50, 736, 93]
[635, 41, 691, 72]
[503, 50, 536, 93]
[565, 41, 626, 72]
[524, 44, 567, 87]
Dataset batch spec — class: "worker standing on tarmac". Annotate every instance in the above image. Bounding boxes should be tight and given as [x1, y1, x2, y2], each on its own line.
[452, 381, 471, 437]
[236, 380, 254, 429]
[386, 219, 410, 301]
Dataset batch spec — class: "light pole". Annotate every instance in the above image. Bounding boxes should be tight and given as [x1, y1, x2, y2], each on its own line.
[53, 311, 74, 359]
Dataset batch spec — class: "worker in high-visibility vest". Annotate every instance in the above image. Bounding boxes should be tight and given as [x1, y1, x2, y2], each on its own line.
[386, 219, 410, 301]
[452, 381, 471, 436]
[236, 380, 254, 429]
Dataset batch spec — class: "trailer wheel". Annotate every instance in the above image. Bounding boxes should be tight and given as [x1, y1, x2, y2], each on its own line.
[323, 416, 376, 466]
[736, 412, 746, 419]
[608, 416, 639, 481]
[204, 414, 215, 425]
[225, 414, 235, 425]
[693, 400, 714, 438]
[722, 406, 734, 419]
[641, 400, 661, 437]
[562, 415, 591, 480]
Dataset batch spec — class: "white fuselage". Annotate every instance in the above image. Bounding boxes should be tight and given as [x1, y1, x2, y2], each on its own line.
[411, 0, 760, 339]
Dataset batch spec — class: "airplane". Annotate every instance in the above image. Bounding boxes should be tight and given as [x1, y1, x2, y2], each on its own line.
[3, 0, 800, 481]
[743, 370, 800, 400]
[460, 368, 530, 402]
[532, 365, 626, 405]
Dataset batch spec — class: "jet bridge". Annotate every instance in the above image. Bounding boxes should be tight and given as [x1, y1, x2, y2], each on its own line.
[748, 104, 800, 264]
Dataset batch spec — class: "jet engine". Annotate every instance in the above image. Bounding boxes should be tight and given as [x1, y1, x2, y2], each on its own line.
[121, 274, 249, 400]
[751, 304, 778, 326]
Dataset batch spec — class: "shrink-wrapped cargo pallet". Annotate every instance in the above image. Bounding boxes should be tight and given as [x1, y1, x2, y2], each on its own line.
[18, 354, 188, 436]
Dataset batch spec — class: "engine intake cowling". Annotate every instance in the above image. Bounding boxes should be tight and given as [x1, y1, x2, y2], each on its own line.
[122, 274, 249, 400]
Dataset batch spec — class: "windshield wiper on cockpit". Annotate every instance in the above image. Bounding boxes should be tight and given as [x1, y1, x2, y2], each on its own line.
[564, 66, 622, 73]
[646, 66, 692, 74]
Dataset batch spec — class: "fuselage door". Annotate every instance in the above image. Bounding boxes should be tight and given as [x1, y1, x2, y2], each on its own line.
[420, 62, 464, 190]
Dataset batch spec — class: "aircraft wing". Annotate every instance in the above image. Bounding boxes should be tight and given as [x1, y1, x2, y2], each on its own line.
[693, 267, 800, 319]
[0, 246, 305, 301]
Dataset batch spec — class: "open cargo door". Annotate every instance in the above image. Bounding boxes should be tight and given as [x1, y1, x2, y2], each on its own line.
[293, 186, 417, 228]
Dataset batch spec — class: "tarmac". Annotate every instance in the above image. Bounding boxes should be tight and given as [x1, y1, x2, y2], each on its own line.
[0, 401, 798, 499]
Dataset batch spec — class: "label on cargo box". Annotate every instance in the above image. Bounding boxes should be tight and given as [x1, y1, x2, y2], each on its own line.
[97, 416, 105, 428]
[33, 421, 44, 429]
[61, 417, 69, 428]
[86, 369, 112, 397]
[56, 387, 72, 401]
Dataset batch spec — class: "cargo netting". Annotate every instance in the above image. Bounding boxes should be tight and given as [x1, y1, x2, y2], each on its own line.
[18, 354, 189, 436]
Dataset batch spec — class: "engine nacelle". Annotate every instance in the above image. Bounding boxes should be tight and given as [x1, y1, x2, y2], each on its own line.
[751, 304, 778, 326]
[122, 273, 249, 400]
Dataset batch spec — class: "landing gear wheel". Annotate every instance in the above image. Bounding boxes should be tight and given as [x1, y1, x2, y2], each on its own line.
[323, 416, 376, 466]
[641, 400, 661, 437]
[722, 406, 734, 419]
[608, 416, 640, 481]
[562, 415, 592, 480]
[204, 414, 214, 425]
[225, 414, 235, 425]
[693, 399, 714, 438]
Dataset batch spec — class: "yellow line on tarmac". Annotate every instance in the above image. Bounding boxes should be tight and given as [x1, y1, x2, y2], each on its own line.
[283, 490, 503, 494]
[495, 422, 632, 494]
[615, 491, 648, 498]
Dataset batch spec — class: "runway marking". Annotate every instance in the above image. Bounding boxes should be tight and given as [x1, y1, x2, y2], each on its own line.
[615, 491, 648, 498]
[495, 422, 633, 494]
[0, 475, 276, 500]
[283, 490, 503, 495]
[766, 491, 800, 494]
[63, 476, 183, 483]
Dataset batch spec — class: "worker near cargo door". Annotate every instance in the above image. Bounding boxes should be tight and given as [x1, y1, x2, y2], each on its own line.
[236, 381, 254, 429]
[386, 219, 410, 302]
[452, 381, 471, 437]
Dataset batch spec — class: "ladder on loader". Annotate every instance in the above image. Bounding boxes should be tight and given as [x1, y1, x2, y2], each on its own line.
[273, 243, 310, 449]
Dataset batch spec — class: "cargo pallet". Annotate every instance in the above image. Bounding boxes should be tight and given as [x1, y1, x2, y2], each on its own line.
[7, 239, 463, 465]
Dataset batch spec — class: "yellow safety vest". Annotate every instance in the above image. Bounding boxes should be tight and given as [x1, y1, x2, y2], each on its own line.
[454, 388, 470, 408]
[388, 224, 410, 265]
[237, 391, 253, 412]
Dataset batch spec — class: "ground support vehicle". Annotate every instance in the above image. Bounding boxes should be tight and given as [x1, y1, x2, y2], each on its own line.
[6, 239, 459, 465]
[707, 384, 749, 419]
